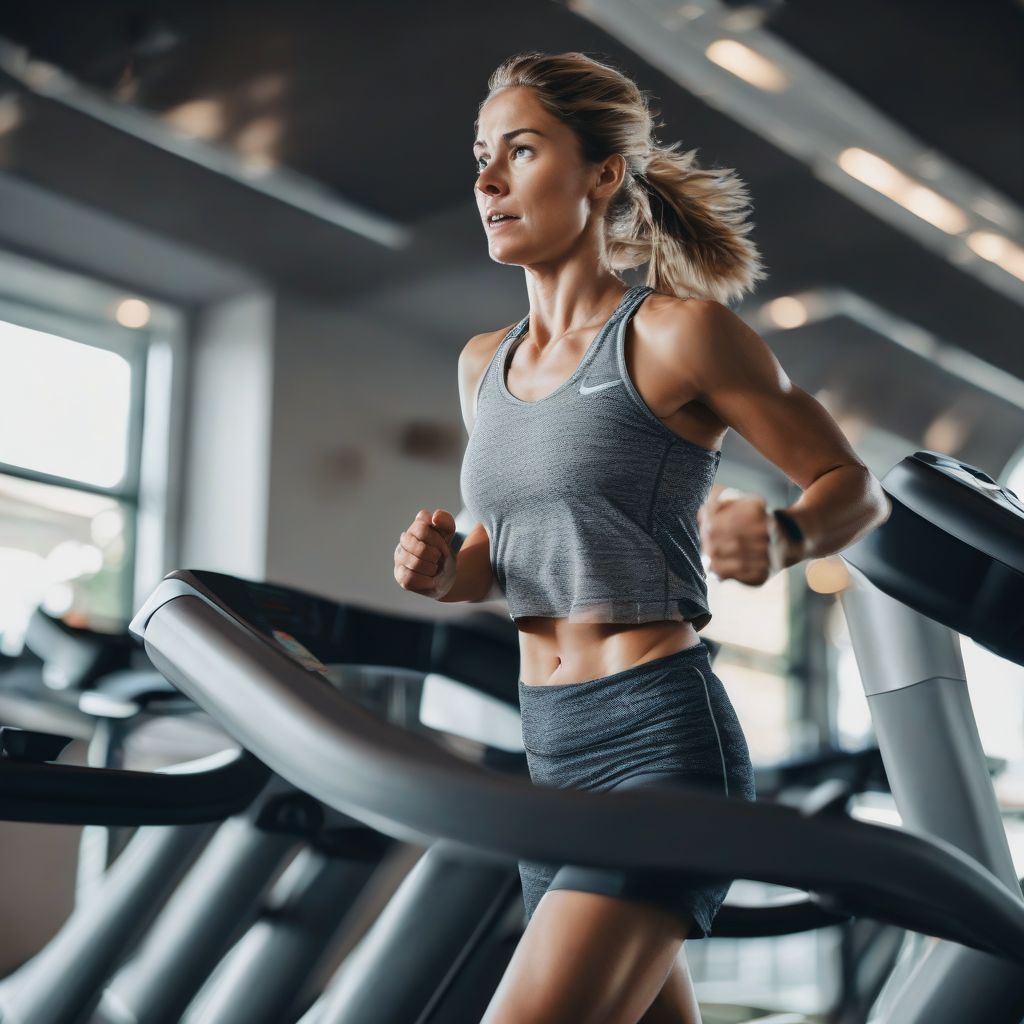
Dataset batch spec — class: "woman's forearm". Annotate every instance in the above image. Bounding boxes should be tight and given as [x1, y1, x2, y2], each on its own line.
[778, 464, 891, 569]
[437, 538, 498, 603]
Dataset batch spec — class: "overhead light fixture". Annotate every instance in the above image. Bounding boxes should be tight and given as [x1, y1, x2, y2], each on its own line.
[838, 148, 968, 234]
[114, 298, 151, 328]
[705, 38, 789, 92]
[234, 115, 283, 160]
[0, 92, 21, 135]
[764, 295, 808, 329]
[967, 231, 1024, 283]
[163, 98, 226, 140]
[0, 36, 410, 249]
[749, 285, 1024, 413]
[571, 0, 1024, 306]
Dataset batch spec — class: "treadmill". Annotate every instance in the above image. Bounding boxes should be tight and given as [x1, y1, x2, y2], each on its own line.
[126, 450, 1024, 1023]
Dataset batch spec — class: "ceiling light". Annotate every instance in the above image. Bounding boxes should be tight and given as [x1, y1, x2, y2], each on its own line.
[764, 296, 808, 329]
[705, 39, 789, 92]
[966, 231, 1024, 282]
[114, 298, 151, 328]
[838, 148, 968, 233]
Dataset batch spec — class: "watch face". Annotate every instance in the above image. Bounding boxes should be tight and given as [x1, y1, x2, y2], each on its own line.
[773, 510, 803, 542]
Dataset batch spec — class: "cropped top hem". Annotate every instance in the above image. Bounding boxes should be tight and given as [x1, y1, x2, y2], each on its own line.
[505, 595, 713, 631]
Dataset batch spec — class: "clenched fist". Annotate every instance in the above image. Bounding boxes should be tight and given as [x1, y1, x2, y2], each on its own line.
[697, 486, 793, 586]
[394, 508, 459, 600]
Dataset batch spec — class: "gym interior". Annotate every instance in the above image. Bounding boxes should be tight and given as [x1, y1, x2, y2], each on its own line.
[0, 3, 1022, 1023]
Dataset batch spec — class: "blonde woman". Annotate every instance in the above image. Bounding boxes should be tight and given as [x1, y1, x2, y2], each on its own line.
[394, 51, 889, 1024]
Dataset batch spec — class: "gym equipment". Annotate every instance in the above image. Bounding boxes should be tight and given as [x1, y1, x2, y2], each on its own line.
[125, 450, 1024, 1023]
[0, 720, 398, 1024]
[0, 732, 266, 1024]
[2, 622, 901, 1022]
[837, 450, 1024, 1023]
[0, 609, 524, 1024]
[3, 607, 191, 902]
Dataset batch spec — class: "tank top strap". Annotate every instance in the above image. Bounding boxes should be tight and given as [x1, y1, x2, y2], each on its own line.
[477, 314, 528, 412]
[584, 284, 654, 379]
[614, 284, 655, 323]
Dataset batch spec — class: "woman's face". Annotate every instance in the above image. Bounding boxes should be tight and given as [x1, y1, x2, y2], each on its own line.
[474, 86, 609, 267]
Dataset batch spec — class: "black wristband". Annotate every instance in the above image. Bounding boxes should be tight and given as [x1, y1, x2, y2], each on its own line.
[772, 509, 805, 544]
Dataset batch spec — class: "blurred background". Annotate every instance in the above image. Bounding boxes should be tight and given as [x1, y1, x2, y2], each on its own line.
[0, 0, 1021, 1019]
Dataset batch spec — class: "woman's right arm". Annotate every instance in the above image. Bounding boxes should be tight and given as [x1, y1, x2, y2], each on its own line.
[436, 332, 507, 604]
[436, 521, 498, 603]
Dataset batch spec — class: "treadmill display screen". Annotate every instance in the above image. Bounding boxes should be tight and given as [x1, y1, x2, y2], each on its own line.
[184, 569, 439, 685]
[268, 629, 331, 677]
[180, 570, 501, 737]
[157, 568, 522, 719]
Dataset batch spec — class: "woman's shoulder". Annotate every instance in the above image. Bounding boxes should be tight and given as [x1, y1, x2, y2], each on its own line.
[460, 321, 520, 375]
[465, 321, 518, 355]
[458, 322, 520, 431]
[636, 289, 724, 327]
[634, 293, 740, 361]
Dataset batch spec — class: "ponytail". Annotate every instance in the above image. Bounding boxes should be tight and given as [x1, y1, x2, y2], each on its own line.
[482, 51, 768, 305]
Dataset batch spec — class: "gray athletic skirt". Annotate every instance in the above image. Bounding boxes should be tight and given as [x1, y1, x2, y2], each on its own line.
[517, 638, 756, 940]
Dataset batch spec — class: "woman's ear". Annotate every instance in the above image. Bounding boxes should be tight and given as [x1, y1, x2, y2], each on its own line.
[592, 153, 626, 199]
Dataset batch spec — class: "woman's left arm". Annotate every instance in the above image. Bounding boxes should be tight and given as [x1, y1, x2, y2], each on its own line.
[677, 299, 891, 585]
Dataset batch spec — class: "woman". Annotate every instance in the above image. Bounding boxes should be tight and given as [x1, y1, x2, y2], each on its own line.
[394, 51, 889, 1024]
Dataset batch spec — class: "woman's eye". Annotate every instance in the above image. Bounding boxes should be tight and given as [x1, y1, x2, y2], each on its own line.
[474, 146, 531, 174]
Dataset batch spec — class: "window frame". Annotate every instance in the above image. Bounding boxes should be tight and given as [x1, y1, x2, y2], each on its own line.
[0, 294, 150, 625]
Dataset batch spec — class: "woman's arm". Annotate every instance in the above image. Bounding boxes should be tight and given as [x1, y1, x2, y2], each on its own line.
[666, 299, 890, 583]
[437, 521, 500, 603]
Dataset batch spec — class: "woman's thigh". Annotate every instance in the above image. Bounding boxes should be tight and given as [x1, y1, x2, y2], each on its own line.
[481, 886, 695, 1024]
[517, 645, 756, 935]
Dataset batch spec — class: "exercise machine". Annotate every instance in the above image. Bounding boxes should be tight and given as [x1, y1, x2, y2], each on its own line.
[126, 450, 1024, 1023]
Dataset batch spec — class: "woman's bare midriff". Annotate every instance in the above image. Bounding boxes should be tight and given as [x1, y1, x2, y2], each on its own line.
[516, 617, 702, 686]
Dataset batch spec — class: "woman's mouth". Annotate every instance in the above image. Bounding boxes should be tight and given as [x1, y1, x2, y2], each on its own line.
[486, 215, 520, 232]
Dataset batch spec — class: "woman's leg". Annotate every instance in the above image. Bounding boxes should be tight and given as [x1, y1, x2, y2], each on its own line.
[481, 888, 700, 1024]
[639, 947, 703, 1024]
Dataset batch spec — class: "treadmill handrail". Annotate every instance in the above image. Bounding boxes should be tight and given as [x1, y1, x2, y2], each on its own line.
[139, 593, 1024, 965]
[0, 746, 270, 825]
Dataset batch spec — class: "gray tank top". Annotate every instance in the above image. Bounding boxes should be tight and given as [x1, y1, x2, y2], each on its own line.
[459, 284, 721, 629]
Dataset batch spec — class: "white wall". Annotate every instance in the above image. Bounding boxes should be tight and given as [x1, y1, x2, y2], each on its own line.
[264, 290, 477, 616]
[178, 292, 275, 578]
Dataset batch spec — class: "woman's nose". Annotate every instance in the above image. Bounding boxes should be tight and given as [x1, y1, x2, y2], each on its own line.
[475, 162, 506, 195]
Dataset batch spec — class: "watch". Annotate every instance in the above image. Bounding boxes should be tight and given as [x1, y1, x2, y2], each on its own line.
[771, 509, 805, 544]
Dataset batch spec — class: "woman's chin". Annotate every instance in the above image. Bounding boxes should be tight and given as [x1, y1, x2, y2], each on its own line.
[487, 242, 527, 265]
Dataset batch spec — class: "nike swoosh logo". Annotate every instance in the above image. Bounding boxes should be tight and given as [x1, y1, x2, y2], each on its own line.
[579, 379, 623, 395]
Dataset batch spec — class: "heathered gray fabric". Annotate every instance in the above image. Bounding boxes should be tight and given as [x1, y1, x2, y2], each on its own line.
[460, 284, 721, 627]
[516, 640, 756, 938]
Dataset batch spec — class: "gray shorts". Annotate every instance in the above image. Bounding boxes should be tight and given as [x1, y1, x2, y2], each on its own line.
[517, 639, 756, 939]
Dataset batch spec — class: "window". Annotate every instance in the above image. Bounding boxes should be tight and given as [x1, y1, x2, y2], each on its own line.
[0, 308, 144, 646]
[0, 321, 135, 486]
[0, 250, 183, 650]
[0, 474, 132, 645]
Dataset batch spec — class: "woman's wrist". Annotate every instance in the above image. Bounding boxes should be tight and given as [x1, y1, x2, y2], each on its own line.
[766, 507, 807, 574]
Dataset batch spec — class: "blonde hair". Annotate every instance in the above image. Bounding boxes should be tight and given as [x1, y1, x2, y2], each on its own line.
[480, 51, 767, 305]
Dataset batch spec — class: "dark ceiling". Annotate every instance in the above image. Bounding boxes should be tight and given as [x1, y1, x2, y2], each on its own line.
[0, 0, 1022, 472]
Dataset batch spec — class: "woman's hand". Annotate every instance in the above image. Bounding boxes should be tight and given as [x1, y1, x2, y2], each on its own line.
[394, 508, 459, 600]
[697, 486, 792, 586]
